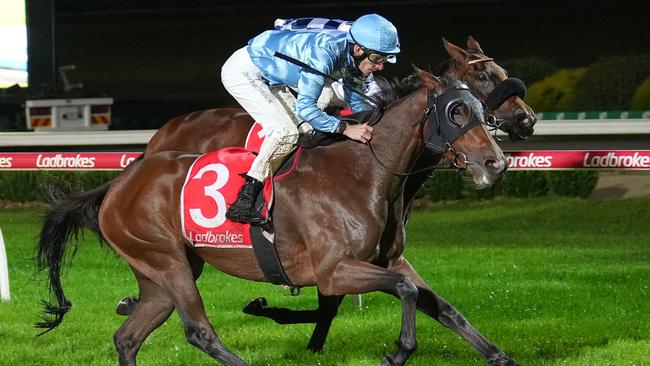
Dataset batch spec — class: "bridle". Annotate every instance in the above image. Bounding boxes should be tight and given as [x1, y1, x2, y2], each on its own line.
[367, 77, 485, 177]
[444, 51, 532, 139]
[272, 51, 494, 176]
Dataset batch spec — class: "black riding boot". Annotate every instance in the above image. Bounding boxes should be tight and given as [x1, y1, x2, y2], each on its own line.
[226, 176, 265, 225]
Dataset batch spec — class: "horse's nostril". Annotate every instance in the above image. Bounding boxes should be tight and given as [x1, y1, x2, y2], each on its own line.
[517, 115, 530, 126]
[485, 159, 501, 171]
[517, 114, 538, 127]
[485, 159, 508, 173]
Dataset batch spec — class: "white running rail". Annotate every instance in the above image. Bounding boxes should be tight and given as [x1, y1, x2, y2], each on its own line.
[0, 227, 10, 301]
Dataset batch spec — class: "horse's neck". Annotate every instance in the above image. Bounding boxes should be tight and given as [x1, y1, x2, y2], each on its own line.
[365, 88, 428, 180]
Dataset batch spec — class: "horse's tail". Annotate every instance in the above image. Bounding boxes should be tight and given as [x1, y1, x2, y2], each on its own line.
[35, 154, 143, 333]
[34, 179, 113, 334]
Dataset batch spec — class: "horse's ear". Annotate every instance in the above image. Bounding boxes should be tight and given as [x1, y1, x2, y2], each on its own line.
[467, 35, 484, 54]
[412, 64, 444, 91]
[442, 37, 468, 76]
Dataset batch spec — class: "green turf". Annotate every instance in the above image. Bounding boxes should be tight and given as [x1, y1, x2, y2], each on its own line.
[0, 197, 648, 365]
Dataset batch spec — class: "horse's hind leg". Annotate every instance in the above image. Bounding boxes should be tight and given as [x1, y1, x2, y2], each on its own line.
[116, 249, 205, 316]
[243, 291, 343, 352]
[390, 257, 520, 366]
[114, 270, 174, 366]
[110, 239, 247, 365]
[159, 259, 248, 366]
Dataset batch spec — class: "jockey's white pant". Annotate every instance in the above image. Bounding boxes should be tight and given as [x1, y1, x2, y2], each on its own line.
[221, 47, 340, 182]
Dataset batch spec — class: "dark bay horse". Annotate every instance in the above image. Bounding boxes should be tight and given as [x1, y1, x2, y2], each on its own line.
[37, 68, 517, 365]
[39, 37, 534, 354]
[42, 36, 533, 266]
[115, 36, 536, 337]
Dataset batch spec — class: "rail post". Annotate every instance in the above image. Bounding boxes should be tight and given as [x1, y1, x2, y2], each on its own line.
[0, 227, 10, 301]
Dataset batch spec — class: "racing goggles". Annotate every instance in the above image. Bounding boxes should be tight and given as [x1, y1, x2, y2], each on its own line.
[362, 47, 396, 64]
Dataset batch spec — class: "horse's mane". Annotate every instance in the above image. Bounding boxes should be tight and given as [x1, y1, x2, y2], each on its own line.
[373, 60, 456, 107]
[302, 68, 450, 147]
[373, 73, 421, 106]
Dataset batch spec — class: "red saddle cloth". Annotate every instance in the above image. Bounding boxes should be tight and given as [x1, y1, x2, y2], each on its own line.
[181, 122, 303, 248]
[181, 147, 274, 248]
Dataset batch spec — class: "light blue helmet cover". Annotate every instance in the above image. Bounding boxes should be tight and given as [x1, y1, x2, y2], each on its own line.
[346, 14, 400, 63]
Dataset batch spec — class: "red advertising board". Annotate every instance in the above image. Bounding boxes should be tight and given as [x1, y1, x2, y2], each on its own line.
[506, 150, 650, 170]
[0, 151, 649, 171]
[0, 152, 140, 170]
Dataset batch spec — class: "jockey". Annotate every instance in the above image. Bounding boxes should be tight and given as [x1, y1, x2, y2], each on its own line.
[221, 13, 400, 226]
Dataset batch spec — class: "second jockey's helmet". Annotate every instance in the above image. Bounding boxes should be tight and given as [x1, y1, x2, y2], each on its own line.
[347, 14, 400, 63]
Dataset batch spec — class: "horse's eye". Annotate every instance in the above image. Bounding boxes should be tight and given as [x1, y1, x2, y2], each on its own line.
[476, 73, 489, 84]
[449, 104, 469, 127]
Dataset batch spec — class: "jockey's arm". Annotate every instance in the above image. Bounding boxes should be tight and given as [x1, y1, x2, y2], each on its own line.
[295, 71, 340, 133]
[335, 72, 381, 112]
[295, 71, 372, 143]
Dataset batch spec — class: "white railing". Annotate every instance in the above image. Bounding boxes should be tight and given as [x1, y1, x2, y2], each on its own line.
[1, 118, 649, 147]
[0, 228, 10, 301]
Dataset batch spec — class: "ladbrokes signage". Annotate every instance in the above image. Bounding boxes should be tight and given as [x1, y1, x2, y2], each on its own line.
[506, 150, 650, 170]
[0, 153, 141, 170]
[0, 151, 649, 170]
[583, 152, 650, 169]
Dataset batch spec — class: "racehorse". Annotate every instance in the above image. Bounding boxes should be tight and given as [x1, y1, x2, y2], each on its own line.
[115, 36, 536, 342]
[37, 67, 517, 366]
[38, 36, 534, 355]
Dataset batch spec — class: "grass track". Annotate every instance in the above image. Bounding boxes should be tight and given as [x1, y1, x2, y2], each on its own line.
[0, 197, 648, 365]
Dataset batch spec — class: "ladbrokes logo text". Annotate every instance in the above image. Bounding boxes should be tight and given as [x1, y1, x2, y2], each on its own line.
[0, 157, 12, 168]
[190, 231, 244, 245]
[506, 153, 553, 169]
[584, 152, 650, 168]
[36, 154, 96, 168]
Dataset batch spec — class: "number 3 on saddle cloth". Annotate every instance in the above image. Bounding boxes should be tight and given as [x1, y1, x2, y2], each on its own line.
[181, 122, 301, 249]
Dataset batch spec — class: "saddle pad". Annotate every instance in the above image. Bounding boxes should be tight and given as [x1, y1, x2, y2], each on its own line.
[245, 122, 265, 153]
[181, 147, 273, 248]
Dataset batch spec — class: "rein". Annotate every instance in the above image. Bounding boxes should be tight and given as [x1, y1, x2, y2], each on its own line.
[367, 86, 476, 178]
[366, 106, 433, 177]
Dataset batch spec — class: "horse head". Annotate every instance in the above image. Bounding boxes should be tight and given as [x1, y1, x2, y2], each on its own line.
[414, 66, 507, 188]
[441, 36, 537, 141]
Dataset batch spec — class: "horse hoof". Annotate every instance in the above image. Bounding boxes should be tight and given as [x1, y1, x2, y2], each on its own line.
[115, 296, 139, 316]
[488, 352, 519, 366]
[242, 297, 268, 315]
[306, 342, 324, 353]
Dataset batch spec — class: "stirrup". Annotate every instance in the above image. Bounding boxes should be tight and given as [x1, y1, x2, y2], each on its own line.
[226, 205, 265, 224]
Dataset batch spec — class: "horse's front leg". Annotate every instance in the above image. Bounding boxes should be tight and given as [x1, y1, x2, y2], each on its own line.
[318, 258, 418, 366]
[389, 257, 521, 366]
[242, 291, 344, 352]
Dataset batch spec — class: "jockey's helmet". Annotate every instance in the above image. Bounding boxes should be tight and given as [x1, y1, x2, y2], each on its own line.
[347, 14, 400, 63]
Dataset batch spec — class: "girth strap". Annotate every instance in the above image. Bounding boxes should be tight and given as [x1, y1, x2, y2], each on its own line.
[250, 225, 293, 286]
[248, 152, 298, 288]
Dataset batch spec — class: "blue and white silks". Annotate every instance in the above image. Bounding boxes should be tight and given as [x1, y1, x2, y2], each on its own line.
[246, 18, 375, 132]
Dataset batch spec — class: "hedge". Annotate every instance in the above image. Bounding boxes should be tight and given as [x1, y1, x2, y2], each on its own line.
[630, 77, 650, 110]
[526, 68, 586, 112]
[502, 171, 549, 197]
[0, 170, 600, 204]
[572, 54, 650, 110]
[546, 171, 599, 198]
[498, 57, 557, 86]
[419, 170, 597, 202]
[0, 171, 118, 202]
[420, 170, 464, 202]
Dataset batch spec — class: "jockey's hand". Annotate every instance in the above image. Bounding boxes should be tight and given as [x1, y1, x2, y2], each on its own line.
[343, 123, 374, 144]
